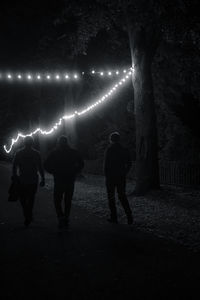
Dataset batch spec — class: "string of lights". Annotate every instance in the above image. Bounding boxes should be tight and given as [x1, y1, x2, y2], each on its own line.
[0, 68, 130, 83]
[3, 70, 133, 153]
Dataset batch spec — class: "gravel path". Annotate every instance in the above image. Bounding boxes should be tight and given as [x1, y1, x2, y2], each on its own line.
[1, 162, 200, 299]
[47, 174, 200, 252]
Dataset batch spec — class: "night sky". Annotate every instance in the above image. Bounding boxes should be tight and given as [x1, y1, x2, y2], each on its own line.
[0, 0, 64, 68]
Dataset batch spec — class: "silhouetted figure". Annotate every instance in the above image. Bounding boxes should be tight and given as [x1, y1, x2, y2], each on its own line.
[104, 132, 133, 224]
[12, 136, 45, 227]
[44, 136, 84, 228]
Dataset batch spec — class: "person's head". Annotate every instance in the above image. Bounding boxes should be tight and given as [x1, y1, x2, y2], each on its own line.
[109, 132, 120, 144]
[24, 136, 34, 148]
[57, 135, 69, 148]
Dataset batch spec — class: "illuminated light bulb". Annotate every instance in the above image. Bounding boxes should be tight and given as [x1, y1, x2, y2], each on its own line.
[3, 73, 131, 153]
[126, 75, 129, 79]
[65, 74, 69, 79]
[17, 75, 22, 79]
[0, 67, 134, 84]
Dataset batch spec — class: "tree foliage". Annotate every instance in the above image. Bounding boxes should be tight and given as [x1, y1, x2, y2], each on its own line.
[1, 0, 200, 171]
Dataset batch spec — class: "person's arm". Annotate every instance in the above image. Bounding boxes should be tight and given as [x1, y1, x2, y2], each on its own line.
[125, 149, 132, 174]
[103, 148, 109, 176]
[38, 154, 45, 186]
[12, 153, 19, 179]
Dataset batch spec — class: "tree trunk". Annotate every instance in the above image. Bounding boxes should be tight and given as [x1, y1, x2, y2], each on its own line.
[129, 27, 160, 194]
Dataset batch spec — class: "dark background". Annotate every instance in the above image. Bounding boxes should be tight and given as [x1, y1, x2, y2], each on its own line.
[0, 0, 200, 164]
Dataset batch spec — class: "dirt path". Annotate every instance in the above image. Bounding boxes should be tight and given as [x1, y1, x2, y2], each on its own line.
[0, 162, 199, 299]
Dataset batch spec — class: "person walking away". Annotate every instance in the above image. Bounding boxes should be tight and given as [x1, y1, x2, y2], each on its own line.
[104, 132, 133, 224]
[44, 136, 84, 228]
[12, 136, 45, 227]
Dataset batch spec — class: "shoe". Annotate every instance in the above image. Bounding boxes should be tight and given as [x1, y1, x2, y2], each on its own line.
[107, 218, 118, 224]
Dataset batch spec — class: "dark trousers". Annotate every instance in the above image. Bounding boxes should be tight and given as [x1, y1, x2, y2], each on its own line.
[20, 184, 37, 221]
[106, 177, 132, 221]
[53, 181, 75, 219]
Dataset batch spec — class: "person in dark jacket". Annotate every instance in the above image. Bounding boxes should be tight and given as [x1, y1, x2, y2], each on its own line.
[12, 136, 45, 227]
[44, 135, 84, 228]
[104, 132, 133, 224]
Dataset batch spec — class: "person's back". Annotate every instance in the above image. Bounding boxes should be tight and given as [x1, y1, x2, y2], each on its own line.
[12, 136, 45, 226]
[104, 142, 131, 179]
[15, 147, 42, 184]
[44, 141, 83, 183]
[104, 132, 133, 224]
[44, 136, 84, 228]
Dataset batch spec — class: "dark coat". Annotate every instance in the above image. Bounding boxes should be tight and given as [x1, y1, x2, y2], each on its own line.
[104, 143, 132, 179]
[44, 146, 84, 183]
[13, 147, 42, 184]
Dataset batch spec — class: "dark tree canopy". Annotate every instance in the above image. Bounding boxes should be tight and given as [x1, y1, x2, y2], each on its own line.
[0, 0, 199, 190]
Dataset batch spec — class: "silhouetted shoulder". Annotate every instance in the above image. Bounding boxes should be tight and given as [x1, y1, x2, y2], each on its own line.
[14, 147, 41, 166]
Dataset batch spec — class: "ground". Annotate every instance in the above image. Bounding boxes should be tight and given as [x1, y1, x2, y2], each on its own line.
[1, 161, 200, 299]
[72, 174, 200, 251]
